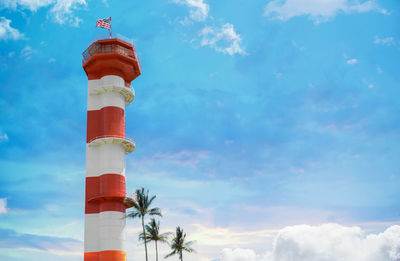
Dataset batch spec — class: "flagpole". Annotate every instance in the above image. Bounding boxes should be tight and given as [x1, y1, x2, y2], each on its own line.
[109, 17, 112, 38]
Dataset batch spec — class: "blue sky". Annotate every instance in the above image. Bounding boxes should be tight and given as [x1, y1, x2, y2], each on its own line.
[0, 0, 400, 260]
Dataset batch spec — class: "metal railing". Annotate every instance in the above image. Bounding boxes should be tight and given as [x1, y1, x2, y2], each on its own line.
[87, 134, 136, 146]
[82, 34, 140, 68]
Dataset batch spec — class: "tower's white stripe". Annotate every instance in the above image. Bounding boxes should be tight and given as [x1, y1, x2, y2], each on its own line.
[86, 143, 126, 178]
[84, 211, 126, 252]
[88, 75, 127, 111]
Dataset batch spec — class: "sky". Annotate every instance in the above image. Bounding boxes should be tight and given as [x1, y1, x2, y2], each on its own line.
[0, 0, 400, 260]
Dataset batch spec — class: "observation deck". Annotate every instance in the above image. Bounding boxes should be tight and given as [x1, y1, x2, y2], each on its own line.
[82, 34, 141, 82]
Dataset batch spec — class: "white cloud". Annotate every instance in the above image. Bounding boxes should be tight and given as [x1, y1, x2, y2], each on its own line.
[151, 150, 209, 167]
[220, 224, 400, 261]
[199, 23, 246, 56]
[20, 46, 34, 60]
[374, 36, 396, 46]
[347, 58, 358, 64]
[0, 0, 86, 25]
[221, 248, 258, 261]
[292, 40, 305, 51]
[377, 65, 382, 74]
[264, 0, 387, 23]
[49, 0, 86, 26]
[0, 0, 53, 11]
[48, 57, 56, 63]
[0, 198, 8, 214]
[0, 17, 24, 40]
[0, 131, 8, 142]
[173, 0, 209, 21]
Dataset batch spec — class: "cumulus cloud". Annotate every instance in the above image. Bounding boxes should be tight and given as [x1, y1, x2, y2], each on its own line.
[173, 0, 209, 22]
[374, 36, 396, 46]
[220, 224, 400, 261]
[264, 0, 388, 23]
[0, 198, 8, 214]
[347, 58, 358, 64]
[199, 23, 246, 55]
[0, 0, 86, 25]
[0, 17, 24, 40]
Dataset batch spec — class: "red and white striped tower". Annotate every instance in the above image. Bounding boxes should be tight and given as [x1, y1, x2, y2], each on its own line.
[82, 35, 141, 261]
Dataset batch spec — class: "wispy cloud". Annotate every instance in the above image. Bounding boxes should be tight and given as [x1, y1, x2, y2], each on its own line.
[151, 150, 209, 167]
[173, 0, 209, 22]
[0, 130, 8, 142]
[0, 0, 53, 11]
[0, 0, 86, 26]
[134, 150, 209, 168]
[374, 36, 396, 46]
[0, 17, 24, 41]
[0, 228, 82, 254]
[199, 23, 246, 56]
[0, 198, 8, 214]
[346, 58, 358, 65]
[264, 0, 388, 23]
[220, 224, 400, 261]
[49, 0, 86, 26]
[20, 46, 34, 60]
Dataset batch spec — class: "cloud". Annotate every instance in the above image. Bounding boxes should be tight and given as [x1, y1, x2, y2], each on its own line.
[220, 248, 257, 261]
[374, 36, 396, 46]
[346, 58, 358, 64]
[0, 0, 86, 25]
[0, 130, 8, 142]
[49, 0, 86, 26]
[220, 224, 400, 261]
[264, 0, 387, 23]
[150, 150, 209, 167]
[173, 0, 209, 21]
[0, 228, 82, 255]
[20, 46, 34, 60]
[0, 0, 53, 11]
[199, 23, 246, 55]
[0, 17, 24, 40]
[0, 198, 8, 214]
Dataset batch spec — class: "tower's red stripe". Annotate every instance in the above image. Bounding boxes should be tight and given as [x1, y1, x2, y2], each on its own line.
[87, 106, 125, 143]
[85, 174, 126, 214]
[84, 250, 126, 261]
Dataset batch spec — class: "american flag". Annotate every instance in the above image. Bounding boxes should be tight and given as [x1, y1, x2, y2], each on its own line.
[96, 17, 111, 30]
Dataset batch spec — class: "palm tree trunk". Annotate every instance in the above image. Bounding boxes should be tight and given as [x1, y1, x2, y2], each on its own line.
[180, 250, 183, 261]
[155, 240, 158, 261]
[142, 216, 149, 261]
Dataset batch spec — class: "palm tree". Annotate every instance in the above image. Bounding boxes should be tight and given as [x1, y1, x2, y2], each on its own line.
[165, 226, 195, 261]
[125, 188, 162, 261]
[139, 218, 171, 261]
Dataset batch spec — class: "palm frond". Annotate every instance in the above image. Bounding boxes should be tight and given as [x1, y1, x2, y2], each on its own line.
[165, 250, 177, 259]
[126, 211, 141, 219]
[183, 247, 195, 253]
[148, 207, 162, 217]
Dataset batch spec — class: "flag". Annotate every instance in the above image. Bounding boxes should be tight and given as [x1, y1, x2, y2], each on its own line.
[96, 17, 111, 30]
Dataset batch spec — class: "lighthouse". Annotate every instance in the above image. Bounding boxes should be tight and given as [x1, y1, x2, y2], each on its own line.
[82, 34, 141, 261]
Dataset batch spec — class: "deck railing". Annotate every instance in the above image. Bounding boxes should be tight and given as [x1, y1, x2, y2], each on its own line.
[82, 34, 140, 69]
